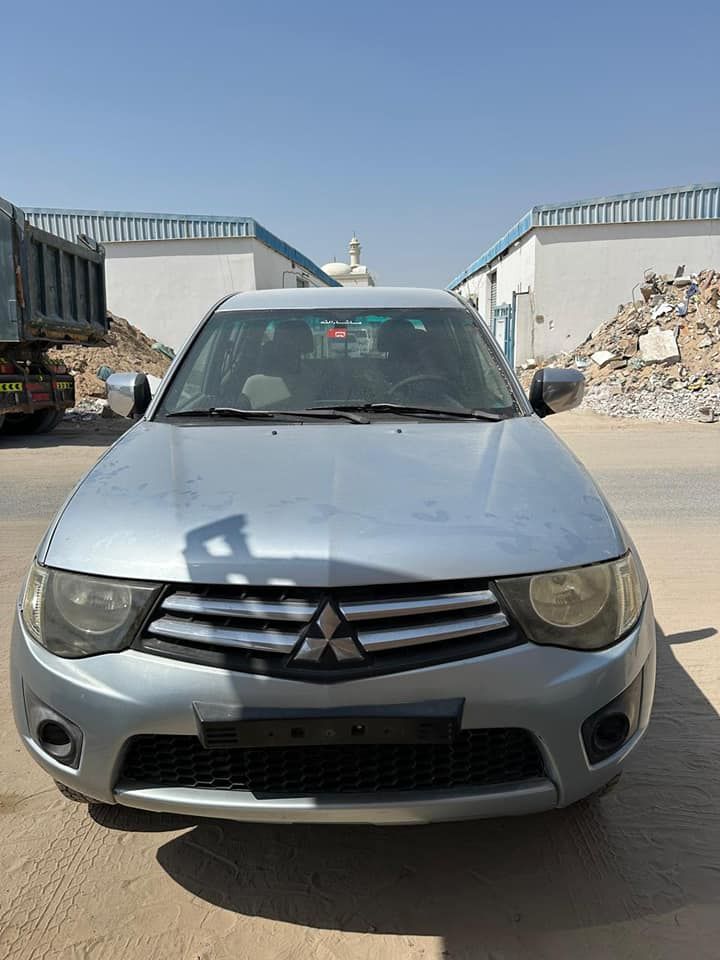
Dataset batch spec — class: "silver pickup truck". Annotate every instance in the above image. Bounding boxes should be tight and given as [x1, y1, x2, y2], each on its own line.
[11, 285, 656, 825]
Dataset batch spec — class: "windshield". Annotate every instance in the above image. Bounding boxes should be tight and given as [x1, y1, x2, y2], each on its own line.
[156, 307, 520, 419]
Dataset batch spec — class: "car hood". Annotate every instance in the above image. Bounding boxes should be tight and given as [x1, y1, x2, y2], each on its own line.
[43, 418, 624, 586]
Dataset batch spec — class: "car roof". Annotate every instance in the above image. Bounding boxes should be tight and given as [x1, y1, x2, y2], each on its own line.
[216, 286, 461, 312]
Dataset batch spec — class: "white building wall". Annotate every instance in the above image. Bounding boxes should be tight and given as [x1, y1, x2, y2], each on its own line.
[251, 243, 326, 291]
[104, 237, 258, 348]
[493, 234, 536, 310]
[455, 234, 536, 363]
[455, 270, 488, 312]
[104, 236, 328, 350]
[531, 219, 720, 358]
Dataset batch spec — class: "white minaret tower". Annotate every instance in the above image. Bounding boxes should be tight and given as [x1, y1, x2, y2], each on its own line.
[348, 234, 361, 268]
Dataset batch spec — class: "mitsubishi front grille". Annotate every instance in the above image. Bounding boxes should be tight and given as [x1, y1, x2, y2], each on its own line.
[138, 580, 524, 680]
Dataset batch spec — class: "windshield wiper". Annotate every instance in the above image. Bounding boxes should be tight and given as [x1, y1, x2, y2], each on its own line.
[165, 407, 369, 423]
[309, 403, 503, 422]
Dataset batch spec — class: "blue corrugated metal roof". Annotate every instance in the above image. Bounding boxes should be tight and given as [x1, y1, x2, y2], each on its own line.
[448, 182, 720, 289]
[447, 211, 533, 290]
[22, 207, 340, 287]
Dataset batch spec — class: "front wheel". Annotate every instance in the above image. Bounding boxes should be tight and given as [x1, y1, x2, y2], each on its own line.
[1, 408, 65, 435]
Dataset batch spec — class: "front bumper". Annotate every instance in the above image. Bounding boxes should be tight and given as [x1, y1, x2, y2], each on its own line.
[10, 598, 656, 824]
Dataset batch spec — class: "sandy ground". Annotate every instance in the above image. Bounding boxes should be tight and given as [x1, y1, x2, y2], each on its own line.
[1, 411, 719, 960]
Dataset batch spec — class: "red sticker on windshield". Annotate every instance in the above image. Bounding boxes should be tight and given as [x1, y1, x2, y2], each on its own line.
[328, 328, 347, 339]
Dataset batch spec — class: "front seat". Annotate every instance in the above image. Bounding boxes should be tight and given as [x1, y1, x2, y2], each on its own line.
[376, 317, 420, 362]
[243, 320, 314, 408]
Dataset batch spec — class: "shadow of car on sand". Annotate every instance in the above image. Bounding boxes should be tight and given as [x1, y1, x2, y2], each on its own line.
[90, 623, 720, 956]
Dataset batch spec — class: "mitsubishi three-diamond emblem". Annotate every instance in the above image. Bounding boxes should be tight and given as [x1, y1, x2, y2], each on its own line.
[290, 599, 365, 664]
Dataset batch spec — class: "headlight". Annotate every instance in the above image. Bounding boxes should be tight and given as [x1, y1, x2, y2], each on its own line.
[495, 554, 644, 651]
[20, 561, 159, 658]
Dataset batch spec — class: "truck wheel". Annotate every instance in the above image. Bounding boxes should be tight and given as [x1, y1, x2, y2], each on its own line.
[1, 408, 64, 435]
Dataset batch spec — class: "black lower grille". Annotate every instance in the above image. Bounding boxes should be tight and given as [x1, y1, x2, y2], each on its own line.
[119, 729, 544, 795]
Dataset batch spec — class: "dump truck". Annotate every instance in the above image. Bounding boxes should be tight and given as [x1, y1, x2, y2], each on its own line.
[0, 196, 107, 435]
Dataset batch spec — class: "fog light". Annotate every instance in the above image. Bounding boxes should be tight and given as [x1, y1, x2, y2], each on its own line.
[38, 720, 75, 762]
[582, 670, 643, 764]
[23, 685, 83, 768]
[591, 713, 630, 755]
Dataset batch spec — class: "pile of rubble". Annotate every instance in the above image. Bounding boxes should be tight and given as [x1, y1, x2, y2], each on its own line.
[523, 268, 720, 421]
[47, 313, 173, 405]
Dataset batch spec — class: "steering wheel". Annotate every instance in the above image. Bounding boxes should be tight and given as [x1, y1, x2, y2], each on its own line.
[387, 373, 459, 401]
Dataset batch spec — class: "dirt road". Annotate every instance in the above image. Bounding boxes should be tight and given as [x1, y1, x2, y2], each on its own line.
[1, 413, 719, 960]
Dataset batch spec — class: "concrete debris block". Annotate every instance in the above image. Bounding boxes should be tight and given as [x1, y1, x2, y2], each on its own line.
[672, 276, 692, 288]
[591, 350, 616, 367]
[699, 337, 713, 349]
[638, 326, 680, 364]
[697, 406, 717, 423]
[651, 302, 674, 320]
[522, 358, 537, 370]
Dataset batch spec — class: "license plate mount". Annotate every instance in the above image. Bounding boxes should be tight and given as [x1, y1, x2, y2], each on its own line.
[192, 699, 464, 750]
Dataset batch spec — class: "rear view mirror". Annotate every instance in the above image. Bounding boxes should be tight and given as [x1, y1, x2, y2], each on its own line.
[106, 373, 152, 419]
[529, 367, 585, 418]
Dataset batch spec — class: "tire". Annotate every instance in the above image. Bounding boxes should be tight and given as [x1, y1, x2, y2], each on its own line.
[54, 780, 98, 805]
[1, 408, 64, 435]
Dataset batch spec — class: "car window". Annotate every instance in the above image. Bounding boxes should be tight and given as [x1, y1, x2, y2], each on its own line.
[171, 324, 221, 407]
[156, 307, 520, 418]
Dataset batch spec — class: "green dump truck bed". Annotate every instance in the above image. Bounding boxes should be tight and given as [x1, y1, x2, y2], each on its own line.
[0, 195, 107, 347]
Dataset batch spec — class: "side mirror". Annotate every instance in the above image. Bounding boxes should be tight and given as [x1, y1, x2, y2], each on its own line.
[106, 373, 151, 419]
[529, 367, 585, 418]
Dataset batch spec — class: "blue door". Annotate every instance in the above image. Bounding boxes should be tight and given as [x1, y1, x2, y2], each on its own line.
[491, 302, 515, 364]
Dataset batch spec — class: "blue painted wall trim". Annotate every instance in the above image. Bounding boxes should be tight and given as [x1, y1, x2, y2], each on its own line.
[448, 211, 532, 289]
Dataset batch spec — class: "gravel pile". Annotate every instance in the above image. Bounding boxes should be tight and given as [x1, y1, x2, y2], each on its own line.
[47, 313, 172, 403]
[520, 267, 720, 421]
[581, 380, 720, 422]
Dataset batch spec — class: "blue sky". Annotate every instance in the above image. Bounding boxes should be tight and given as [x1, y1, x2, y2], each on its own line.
[2, 0, 719, 287]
